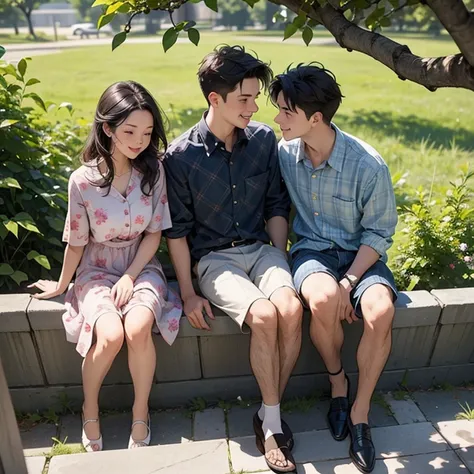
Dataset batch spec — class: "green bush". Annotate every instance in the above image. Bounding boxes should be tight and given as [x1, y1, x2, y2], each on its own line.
[393, 167, 474, 291]
[0, 56, 86, 291]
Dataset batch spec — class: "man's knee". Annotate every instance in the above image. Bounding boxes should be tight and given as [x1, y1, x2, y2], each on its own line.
[246, 299, 278, 333]
[307, 283, 340, 323]
[362, 286, 394, 334]
[272, 288, 303, 329]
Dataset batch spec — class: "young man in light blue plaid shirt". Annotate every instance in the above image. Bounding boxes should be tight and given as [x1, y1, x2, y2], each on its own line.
[270, 64, 398, 474]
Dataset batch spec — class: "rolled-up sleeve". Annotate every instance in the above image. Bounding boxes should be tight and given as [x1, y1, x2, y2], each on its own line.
[264, 132, 291, 222]
[360, 166, 398, 257]
[163, 153, 195, 239]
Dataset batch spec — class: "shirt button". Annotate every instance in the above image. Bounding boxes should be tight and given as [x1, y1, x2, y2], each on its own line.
[125, 223, 130, 227]
[312, 194, 317, 200]
[232, 184, 236, 189]
[312, 174, 316, 179]
[230, 161, 234, 165]
[236, 222, 240, 226]
[124, 210, 129, 215]
[234, 200, 237, 204]
[314, 212, 319, 216]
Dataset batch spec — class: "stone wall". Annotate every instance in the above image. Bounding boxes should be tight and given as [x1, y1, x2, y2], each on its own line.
[1, 288, 474, 413]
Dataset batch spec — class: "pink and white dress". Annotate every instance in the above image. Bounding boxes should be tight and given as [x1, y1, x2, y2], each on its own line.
[62, 161, 182, 357]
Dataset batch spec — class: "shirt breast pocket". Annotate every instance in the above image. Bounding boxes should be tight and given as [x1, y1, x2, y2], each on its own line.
[332, 196, 360, 234]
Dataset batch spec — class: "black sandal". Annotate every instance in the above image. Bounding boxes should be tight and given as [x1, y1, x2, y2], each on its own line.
[255, 431, 297, 474]
[253, 412, 294, 451]
[327, 365, 351, 441]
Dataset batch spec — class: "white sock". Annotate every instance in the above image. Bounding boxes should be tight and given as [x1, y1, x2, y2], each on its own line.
[258, 402, 265, 421]
[262, 403, 283, 440]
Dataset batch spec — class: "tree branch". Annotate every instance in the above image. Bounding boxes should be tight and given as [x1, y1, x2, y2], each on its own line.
[270, 0, 474, 91]
[426, 0, 474, 67]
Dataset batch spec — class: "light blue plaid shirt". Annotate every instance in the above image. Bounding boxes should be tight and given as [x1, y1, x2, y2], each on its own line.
[278, 124, 397, 262]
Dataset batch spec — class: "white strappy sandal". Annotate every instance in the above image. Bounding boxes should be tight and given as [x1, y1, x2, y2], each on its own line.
[81, 414, 103, 452]
[128, 415, 151, 449]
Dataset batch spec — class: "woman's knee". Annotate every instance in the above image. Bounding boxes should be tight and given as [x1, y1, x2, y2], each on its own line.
[95, 313, 124, 353]
[124, 308, 154, 347]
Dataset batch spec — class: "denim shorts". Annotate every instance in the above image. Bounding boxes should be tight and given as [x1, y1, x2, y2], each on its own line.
[291, 248, 398, 318]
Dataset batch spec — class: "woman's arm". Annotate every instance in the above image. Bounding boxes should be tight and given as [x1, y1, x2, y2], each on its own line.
[29, 244, 84, 299]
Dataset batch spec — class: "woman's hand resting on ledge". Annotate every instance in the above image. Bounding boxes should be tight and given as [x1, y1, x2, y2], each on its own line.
[28, 280, 66, 300]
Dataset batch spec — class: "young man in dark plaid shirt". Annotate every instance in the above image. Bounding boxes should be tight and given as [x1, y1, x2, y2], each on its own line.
[164, 45, 303, 473]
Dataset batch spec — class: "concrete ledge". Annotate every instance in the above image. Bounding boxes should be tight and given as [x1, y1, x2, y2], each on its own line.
[9, 363, 474, 413]
[432, 288, 474, 324]
[0, 294, 31, 332]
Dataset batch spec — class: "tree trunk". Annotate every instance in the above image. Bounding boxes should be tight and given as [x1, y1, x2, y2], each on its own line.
[23, 9, 36, 39]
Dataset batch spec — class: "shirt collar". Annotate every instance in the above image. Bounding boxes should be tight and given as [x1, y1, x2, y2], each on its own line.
[198, 112, 249, 156]
[295, 123, 346, 173]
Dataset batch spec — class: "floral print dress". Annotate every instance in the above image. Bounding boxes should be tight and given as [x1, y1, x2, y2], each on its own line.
[62, 161, 182, 357]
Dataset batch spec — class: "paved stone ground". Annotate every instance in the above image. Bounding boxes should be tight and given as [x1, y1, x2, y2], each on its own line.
[19, 386, 474, 473]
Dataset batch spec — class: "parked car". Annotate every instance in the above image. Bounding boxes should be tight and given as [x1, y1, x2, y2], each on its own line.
[70, 23, 112, 39]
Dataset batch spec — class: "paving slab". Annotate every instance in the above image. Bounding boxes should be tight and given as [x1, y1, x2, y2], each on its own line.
[25, 456, 46, 474]
[227, 404, 259, 438]
[436, 420, 474, 449]
[229, 422, 448, 472]
[412, 389, 474, 423]
[282, 401, 329, 433]
[47, 439, 230, 474]
[384, 393, 426, 424]
[150, 410, 192, 445]
[369, 400, 398, 427]
[193, 407, 226, 441]
[456, 446, 474, 473]
[21, 421, 57, 456]
[58, 414, 82, 445]
[298, 451, 467, 473]
[100, 412, 131, 450]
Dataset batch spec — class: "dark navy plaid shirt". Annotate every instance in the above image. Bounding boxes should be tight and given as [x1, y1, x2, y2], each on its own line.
[163, 115, 291, 261]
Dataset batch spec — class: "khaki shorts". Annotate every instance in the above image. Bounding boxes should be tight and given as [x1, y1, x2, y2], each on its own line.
[196, 241, 296, 331]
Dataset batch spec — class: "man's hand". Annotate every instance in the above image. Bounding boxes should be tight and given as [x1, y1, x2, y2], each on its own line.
[183, 294, 215, 331]
[338, 280, 358, 324]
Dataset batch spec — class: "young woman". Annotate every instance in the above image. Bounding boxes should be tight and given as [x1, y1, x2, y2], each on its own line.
[29, 81, 182, 451]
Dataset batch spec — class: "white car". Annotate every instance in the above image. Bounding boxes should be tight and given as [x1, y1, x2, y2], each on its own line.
[71, 23, 112, 38]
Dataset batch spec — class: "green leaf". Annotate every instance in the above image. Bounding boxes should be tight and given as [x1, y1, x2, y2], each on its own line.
[5, 161, 24, 173]
[4, 220, 18, 238]
[0, 119, 19, 128]
[283, 23, 298, 40]
[14, 212, 41, 233]
[0, 177, 21, 189]
[24, 92, 47, 111]
[406, 275, 420, 291]
[117, 3, 131, 13]
[0, 264, 14, 276]
[11, 271, 28, 285]
[0, 223, 7, 240]
[46, 216, 64, 232]
[27, 251, 51, 270]
[204, 0, 218, 12]
[162, 27, 179, 52]
[0, 75, 7, 89]
[293, 14, 306, 29]
[106, 1, 123, 14]
[17, 58, 27, 78]
[0, 46, 5, 60]
[58, 102, 74, 114]
[183, 20, 196, 31]
[112, 32, 127, 51]
[98, 13, 116, 28]
[48, 237, 63, 247]
[379, 16, 391, 27]
[25, 78, 40, 86]
[302, 25, 313, 46]
[187, 28, 200, 46]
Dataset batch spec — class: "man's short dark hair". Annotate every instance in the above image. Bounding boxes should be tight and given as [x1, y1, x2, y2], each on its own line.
[269, 63, 343, 124]
[198, 45, 273, 105]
